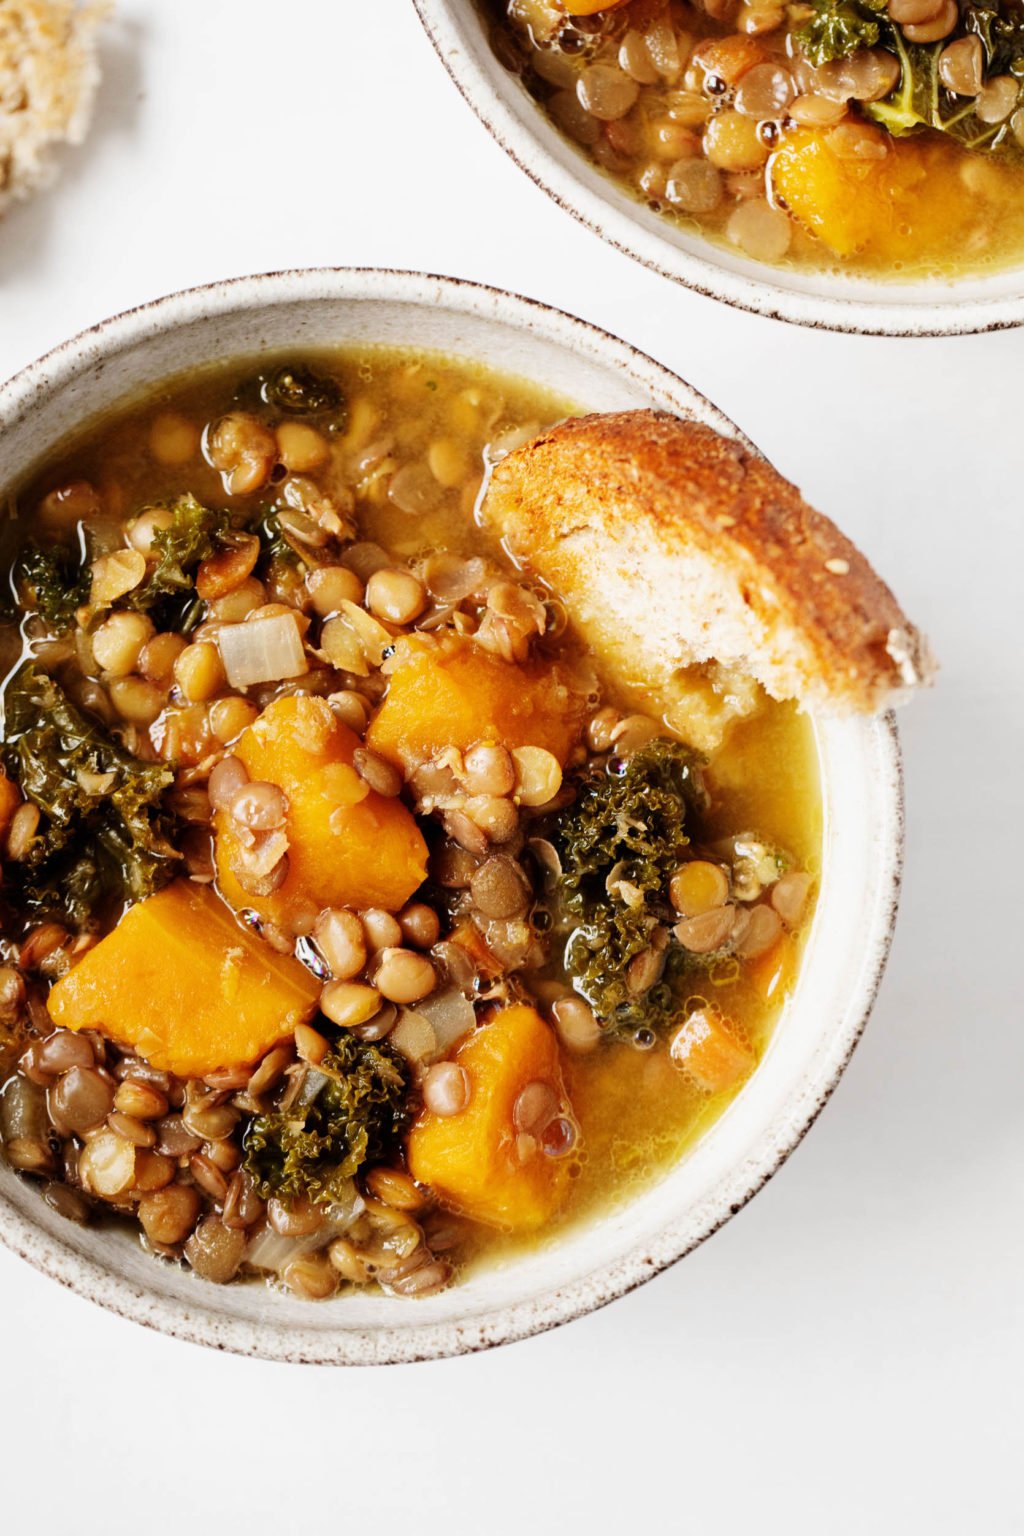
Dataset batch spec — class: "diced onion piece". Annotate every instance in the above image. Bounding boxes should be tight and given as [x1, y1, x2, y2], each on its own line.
[390, 986, 475, 1069]
[418, 987, 476, 1056]
[389, 1011, 438, 1069]
[218, 613, 308, 688]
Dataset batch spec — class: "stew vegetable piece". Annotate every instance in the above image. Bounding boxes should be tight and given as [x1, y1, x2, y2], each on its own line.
[0, 349, 820, 1301]
[485, 0, 1024, 277]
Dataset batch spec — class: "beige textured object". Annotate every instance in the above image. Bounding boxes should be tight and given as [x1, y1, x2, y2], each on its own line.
[482, 410, 935, 724]
[0, 0, 107, 217]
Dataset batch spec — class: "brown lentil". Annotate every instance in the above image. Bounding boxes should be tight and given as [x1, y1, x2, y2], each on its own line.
[365, 1166, 426, 1212]
[51, 1067, 115, 1135]
[398, 902, 441, 950]
[189, 1151, 230, 1203]
[246, 1043, 294, 1097]
[268, 1194, 325, 1238]
[108, 1111, 157, 1148]
[295, 1021, 330, 1065]
[375, 947, 437, 1005]
[6, 802, 41, 861]
[282, 1253, 340, 1300]
[366, 568, 427, 625]
[36, 1030, 95, 1075]
[674, 906, 737, 953]
[139, 1183, 202, 1245]
[184, 1215, 246, 1282]
[352, 747, 403, 798]
[361, 908, 403, 951]
[470, 854, 532, 920]
[422, 1061, 471, 1118]
[321, 980, 382, 1027]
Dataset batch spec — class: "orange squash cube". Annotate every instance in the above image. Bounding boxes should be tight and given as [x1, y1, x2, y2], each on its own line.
[771, 126, 988, 263]
[47, 879, 320, 1077]
[406, 1004, 576, 1230]
[215, 694, 428, 922]
[366, 635, 585, 772]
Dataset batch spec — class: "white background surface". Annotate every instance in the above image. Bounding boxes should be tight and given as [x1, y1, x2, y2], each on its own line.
[1, 3, 1020, 1531]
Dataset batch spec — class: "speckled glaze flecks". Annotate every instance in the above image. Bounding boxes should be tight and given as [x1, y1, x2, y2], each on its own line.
[412, 2, 1024, 338]
[0, 270, 904, 1364]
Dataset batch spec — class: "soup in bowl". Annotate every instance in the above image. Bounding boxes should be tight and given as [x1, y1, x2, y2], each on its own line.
[415, 0, 1024, 332]
[0, 270, 918, 1361]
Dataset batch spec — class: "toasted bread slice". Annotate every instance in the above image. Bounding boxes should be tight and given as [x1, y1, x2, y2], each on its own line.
[0, 1, 107, 219]
[481, 410, 933, 720]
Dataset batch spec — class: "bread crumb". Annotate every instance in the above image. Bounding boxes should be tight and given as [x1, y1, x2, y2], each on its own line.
[0, 0, 109, 218]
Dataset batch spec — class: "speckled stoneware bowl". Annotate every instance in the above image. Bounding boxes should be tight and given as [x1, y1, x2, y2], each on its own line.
[0, 269, 903, 1363]
[413, 0, 1024, 336]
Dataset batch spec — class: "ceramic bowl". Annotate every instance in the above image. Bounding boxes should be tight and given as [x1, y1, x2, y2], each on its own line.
[413, 0, 1024, 336]
[0, 268, 903, 1362]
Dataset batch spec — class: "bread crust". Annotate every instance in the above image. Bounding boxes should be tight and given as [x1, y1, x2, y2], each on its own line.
[481, 410, 934, 716]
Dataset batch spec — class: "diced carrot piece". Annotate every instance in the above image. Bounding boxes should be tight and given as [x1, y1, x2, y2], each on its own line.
[365, 634, 585, 772]
[0, 772, 21, 838]
[693, 34, 765, 84]
[747, 932, 796, 1004]
[47, 879, 320, 1077]
[215, 694, 428, 922]
[669, 1007, 755, 1094]
[406, 1004, 576, 1230]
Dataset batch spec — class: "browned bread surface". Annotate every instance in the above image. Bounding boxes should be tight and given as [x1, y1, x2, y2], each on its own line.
[481, 410, 933, 717]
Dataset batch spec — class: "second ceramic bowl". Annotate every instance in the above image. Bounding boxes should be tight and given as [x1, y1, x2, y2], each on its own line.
[413, 0, 1024, 336]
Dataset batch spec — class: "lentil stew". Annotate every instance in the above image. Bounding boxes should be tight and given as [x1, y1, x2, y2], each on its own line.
[0, 348, 820, 1301]
[484, 0, 1024, 278]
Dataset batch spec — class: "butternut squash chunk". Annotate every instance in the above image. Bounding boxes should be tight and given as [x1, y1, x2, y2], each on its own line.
[406, 1003, 576, 1230]
[668, 1007, 755, 1095]
[47, 879, 320, 1077]
[771, 127, 987, 262]
[215, 694, 428, 922]
[365, 635, 585, 772]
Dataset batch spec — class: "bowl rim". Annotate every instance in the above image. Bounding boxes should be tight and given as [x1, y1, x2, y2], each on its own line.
[0, 267, 904, 1364]
[411, 0, 1024, 338]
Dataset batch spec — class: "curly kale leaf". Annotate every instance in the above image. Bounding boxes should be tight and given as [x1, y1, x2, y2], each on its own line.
[123, 494, 233, 629]
[1, 665, 178, 922]
[262, 363, 346, 421]
[548, 738, 708, 1037]
[868, 5, 1024, 150]
[17, 541, 91, 630]
[796, 0, 885, 66]
[798, 0, 1024, 152]
[16, 497, 234, 635]
[243, 1034, 409, 1205]
[256, 511, 301, 568]
[233, 361, 347, 427]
